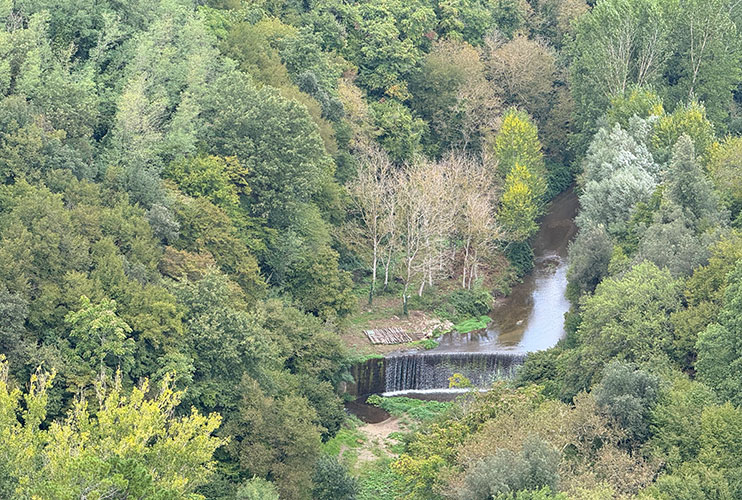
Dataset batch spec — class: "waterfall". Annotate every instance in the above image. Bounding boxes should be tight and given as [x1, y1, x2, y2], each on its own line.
[383, 352, 526, 393]
[346, 351, 527, 397]
[346, 357, 386, 396]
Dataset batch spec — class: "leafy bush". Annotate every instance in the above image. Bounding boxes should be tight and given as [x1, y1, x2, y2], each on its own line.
[594, 361, 660, 446]
[446, 288, 494, 320]
[236, 478, 280, 500]
[507, 241, 535, 276]
[312, 455, 358, 500]
[357, 459, 403, 500]
[453, 315, 491, 333]
[408, 339, 440, 350]
[459, 435, 561, 500]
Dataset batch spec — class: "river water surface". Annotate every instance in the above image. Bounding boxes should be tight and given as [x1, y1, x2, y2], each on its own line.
[432, 187, 578, 353]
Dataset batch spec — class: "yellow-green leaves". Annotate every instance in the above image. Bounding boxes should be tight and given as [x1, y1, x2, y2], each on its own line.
[499, 163, 541, 242]
[0, 362, 223, 500]
[493, 108, 545, 180]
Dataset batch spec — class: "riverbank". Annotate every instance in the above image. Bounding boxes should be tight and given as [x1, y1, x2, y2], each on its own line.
[341, 188, 578, 360]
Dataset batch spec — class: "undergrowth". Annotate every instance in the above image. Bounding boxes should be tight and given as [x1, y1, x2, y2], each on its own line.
[366, 395, 452, 423]
[453, 315, 491, 333]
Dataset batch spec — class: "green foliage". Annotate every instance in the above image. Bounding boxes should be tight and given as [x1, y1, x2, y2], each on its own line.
[445, 287, 493, 321]
[499, 163, 545, 242]
[357, 458, 403, 500]
[459, 435, 561, 499]
[505, 240, 535, 276]
[564, 262, 682, 395]
[449, 372, 474, 389]
[493, 108, 546, 181]
[0, 364, 222, 500]
[567, 223, 613, 299]
[322, 425, 366, 457]
[707, 136, 742, 221]
[367, 396, 452, 423]
[236, 477, 280, 500]
[696, 261, 742, 405]
[594, 361, 659, 446]
[65, 295, 135, 382]
[649, 374, 717, 469]
[312, 455, 358, 500]
[453, 315, 491, 334]
[371, 99, 426, 162]
[165, 155, 249, 211]
[409, 338, 440, 350]
[576, 123, 659, 237]
[605, 87, 665, 129]
[651, 102, 714, 164]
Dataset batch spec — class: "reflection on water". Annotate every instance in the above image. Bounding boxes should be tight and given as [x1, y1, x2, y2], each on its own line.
[434, 188, 579, 354]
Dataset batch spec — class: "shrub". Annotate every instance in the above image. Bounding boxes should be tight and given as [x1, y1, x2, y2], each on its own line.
[312, 455, 358, 500]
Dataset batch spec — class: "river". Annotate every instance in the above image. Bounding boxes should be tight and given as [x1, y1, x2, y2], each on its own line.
[432, 187, 578, 354]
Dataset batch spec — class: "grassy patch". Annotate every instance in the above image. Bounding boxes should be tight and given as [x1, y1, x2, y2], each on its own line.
[357, 458, 403, 500]
[351, 353, 385, 363]
[407, 338, 439, 350]
[453, 315, 490, 333]
[323, 422, 366, 457]
[366, 395, 452, 423]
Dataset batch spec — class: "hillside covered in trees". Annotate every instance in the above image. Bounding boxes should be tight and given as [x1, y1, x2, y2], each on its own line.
[0, 0, 741, 498]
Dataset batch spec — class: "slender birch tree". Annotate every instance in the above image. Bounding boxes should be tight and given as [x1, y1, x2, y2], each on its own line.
[347, 146, 395, 304]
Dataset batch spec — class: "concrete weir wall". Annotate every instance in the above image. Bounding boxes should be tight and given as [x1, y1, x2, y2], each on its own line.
[345, 351, 526, 397]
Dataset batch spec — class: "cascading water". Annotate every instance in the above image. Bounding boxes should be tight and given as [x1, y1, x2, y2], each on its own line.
[383, 351, 526, 393]
[345, 351, 526, 396]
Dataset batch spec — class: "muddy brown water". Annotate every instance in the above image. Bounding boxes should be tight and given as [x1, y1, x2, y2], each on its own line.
[432, 187, 579, 354]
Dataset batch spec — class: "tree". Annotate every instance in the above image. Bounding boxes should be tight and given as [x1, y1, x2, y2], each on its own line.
[485, 33, 557, 125]
[370, 99, 426, 163]
[649, 374, 717, 470]
[576, 123, 659, 236]
[696, 262, 742, 405]
[236, 478, 280, 500]
[593, 361, 659, 446]
[567, 223, 613, 299]
[651, 101, 714, 165]
[201, 69, 334, 228]
[165, 155, 249, 212]
[395, 160, 445, 314]
[639, 206, 710, 277]
[0, 364, 223, 500]
[664, 0, 742, 123]
[566, 262, 682, 394]
[492, 108, 546, 181]
[663, 135, 720, 230]
[312, 455, 358, 500]
[569, 0, 667, 133]
[65, 295, 135, 383]
[458, 435, 561, 500]
[453, 155, 499, 289]
[499, 163, 542, 243]
[346, 146, 395, 304]
[224, 376, 323, 500]
[410, 38, 499, 154]
[171, 271, 273, 412]
[707, 136, 742, 222]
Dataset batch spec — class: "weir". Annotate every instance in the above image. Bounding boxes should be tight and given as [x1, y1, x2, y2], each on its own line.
[384, 351, 526, 393]
[346, 351, 527, 397]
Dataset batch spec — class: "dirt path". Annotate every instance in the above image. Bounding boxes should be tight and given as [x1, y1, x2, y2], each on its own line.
[354, 416, 401, 463]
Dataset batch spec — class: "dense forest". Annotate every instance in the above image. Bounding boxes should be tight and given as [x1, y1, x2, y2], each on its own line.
[0, 0, 741, 498]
